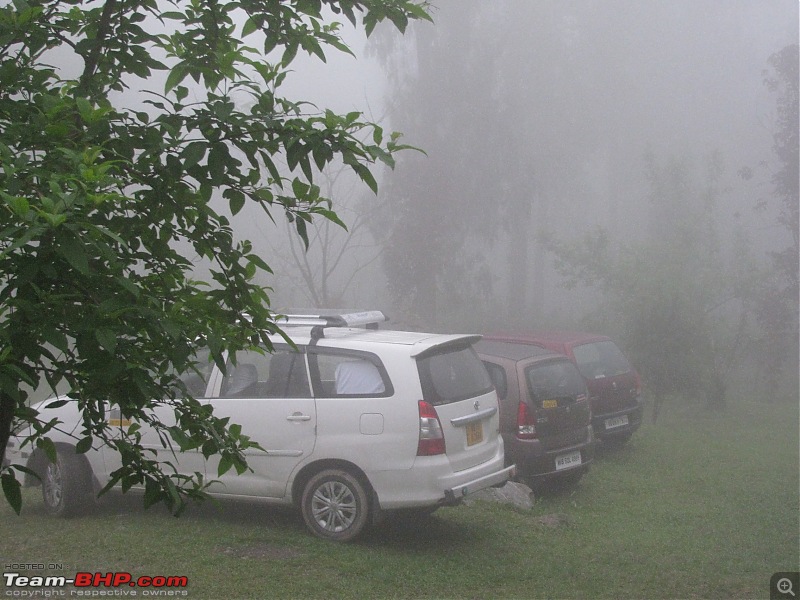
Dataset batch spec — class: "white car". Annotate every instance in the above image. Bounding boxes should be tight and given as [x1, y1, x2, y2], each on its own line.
[6, 311, 513, 541]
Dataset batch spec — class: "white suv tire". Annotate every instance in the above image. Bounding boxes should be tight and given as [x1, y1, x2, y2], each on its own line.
[42, 448, 90, 517]
[300, 469, 370, 542]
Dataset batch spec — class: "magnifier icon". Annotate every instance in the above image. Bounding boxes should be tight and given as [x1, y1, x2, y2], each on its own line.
[778, 578, 796, 597]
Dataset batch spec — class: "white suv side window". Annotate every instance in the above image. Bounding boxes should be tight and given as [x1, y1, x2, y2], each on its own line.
[219, 347, 311, 398]
[309, 351, 393, 397]
[335, 360, 385, 395]
[177, 349, 215, 398]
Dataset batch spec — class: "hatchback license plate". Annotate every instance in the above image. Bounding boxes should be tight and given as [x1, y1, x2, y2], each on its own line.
[542, 399, 558, 409]
[605, 415, 629, 430]
[555, 451, 581, 471]
[465, 422, 483, 446]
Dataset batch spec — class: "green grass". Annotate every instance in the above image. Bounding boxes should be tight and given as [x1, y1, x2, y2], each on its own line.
[2, 396, 798, 599]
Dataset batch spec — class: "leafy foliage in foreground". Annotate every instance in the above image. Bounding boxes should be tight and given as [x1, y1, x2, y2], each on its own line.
[0, 0, 430, 513]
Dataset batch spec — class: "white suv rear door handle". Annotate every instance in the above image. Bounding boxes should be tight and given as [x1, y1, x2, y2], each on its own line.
[287, 412, 311, 422]
[450, 407, 497, 426]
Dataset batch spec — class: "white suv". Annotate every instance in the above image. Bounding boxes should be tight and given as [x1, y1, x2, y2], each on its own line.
[7, 311, 513, 541]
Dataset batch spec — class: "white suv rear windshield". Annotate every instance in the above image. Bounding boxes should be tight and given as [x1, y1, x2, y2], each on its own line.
[417, 345, 493, 406]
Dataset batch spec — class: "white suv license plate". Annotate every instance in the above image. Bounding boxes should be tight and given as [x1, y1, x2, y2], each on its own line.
[605, 415, 629, 430]
[465, 421, 483, 446]
[555, 450, 582, 471]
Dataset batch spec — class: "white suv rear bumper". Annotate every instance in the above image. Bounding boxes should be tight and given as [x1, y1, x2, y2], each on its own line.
[443, 463, 516, 503]
[368, 443, 515, 509]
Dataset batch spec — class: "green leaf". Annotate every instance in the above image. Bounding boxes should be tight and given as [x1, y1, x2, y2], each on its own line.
[44, 399, 68, 409]
[95, 329, 117, 354]
[42, 213, 67, 227]
[58, 233, 90, 273]
[143, 477, 161, 509]
[225, 188, 245, 216]
[372, 125, 384, 145]
[75, 97, 93, 122]
[164, 66, 188, 93]
[75, 436, 93, 454]
[242, 17, 258, 37]
[182, 142, 206, 169]
[282, 42, 299, 66]
[353, 163, 378, 194]
[217, 455, 233, 476]
[246, 254, 272, 273]
[6, 196, 30, 218]
[291, 178, 309, 198]
[38, 438, 57, 464]
[1, 471, 22, 515]
[313, 208, 347, 230]
[254, 188, 274, 204]
[294, 217, 309, 248]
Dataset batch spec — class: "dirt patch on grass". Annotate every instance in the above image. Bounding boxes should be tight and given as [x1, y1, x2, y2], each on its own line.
[536, 513, 571, 528]
[217, 543, 305, 560]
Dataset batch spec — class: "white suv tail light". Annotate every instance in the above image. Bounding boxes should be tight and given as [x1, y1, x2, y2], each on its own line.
[417, 400, 446, 456]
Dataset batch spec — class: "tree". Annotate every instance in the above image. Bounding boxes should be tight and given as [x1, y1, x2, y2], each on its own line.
[0, 0, 430, 514]
[763, 44, 799, 295]
[369, 1, 504, 329]
[752, 43, 799, 395]
[265, 163, 389, 308]
[544, 152, 752, 421]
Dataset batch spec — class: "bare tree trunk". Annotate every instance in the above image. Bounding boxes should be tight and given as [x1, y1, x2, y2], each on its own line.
[1, 391, 14, 467]
[652, 393, 663, 424]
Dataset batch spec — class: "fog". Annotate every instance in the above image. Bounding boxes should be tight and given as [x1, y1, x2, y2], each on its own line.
[252, 0, 796, 340]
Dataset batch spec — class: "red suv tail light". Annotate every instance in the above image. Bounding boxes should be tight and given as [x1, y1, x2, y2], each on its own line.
[516, 401, 537, 440]
[417, 400, 446, 456]
[633, 371, 642, 397]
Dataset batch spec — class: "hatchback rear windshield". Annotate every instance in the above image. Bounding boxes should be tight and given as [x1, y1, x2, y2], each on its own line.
[572, 341, 631, 379]
[417, 345, 493, 406]
[526, 360, 586, 402]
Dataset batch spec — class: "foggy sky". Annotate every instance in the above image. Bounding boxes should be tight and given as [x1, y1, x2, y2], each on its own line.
[259, 1, 797, 317]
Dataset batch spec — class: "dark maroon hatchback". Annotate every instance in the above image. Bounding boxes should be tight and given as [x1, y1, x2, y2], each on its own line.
[475, 340, 595, 488]
[484, 332, 643, 445]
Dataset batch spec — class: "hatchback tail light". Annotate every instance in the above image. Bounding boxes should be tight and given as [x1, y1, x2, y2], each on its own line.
[516, 401, 537, 440]
[417, 400, 446, 456]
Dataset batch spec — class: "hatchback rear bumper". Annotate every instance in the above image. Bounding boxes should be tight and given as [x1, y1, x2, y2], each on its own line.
[593, 401, 643, 439]
[506, 425, 595, 479]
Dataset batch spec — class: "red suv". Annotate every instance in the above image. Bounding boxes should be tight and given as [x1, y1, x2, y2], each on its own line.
[484, 332, 643, 445]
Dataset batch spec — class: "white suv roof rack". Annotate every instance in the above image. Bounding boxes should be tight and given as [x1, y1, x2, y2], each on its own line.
[277, 310, 388, 330]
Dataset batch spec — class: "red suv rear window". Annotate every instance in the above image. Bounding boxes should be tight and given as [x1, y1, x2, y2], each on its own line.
[572, 341, 632, 379]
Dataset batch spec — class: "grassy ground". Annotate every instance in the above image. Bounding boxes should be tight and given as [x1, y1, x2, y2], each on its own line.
[2, 395, 798, 599]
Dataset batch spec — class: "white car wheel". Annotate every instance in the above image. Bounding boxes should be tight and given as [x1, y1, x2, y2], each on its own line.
[42, 449, 89, 517]
[301, 469, 369, 542]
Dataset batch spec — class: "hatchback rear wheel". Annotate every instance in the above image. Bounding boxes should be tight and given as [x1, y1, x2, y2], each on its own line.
[301, 469, 369, 542]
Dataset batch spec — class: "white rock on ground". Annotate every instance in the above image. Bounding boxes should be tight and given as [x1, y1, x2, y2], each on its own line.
[465, 481, 535, 510]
